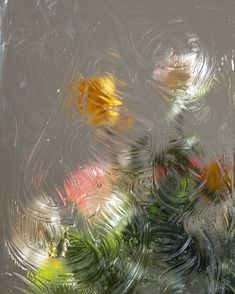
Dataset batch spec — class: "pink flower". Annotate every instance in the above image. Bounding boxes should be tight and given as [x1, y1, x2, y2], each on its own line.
[64, 165, 111, 209]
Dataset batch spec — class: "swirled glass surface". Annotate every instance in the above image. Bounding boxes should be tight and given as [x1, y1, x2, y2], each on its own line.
[0, 0, 235, 293]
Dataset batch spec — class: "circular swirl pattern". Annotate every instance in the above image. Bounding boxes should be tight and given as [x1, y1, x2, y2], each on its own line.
[2, 1, 235, 293]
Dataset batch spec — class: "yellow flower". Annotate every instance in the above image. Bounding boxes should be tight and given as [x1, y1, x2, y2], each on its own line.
[29, 258, 67, 284]
[65, 74, 132, 129]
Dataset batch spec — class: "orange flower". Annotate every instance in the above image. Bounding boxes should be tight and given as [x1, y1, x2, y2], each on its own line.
[201, 160, 231, 192]
[65, 74, 133, 129]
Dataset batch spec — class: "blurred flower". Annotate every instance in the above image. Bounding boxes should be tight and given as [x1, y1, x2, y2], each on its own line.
[28, 257, 74, 291]
[64, 164, 111, 213]
[201, 160, 231, 193]
[153, 55, 191, 91]
[185, 157, 231, 203]
[154, 165, 168, 182]
[64, 164, 135, 239]
[35, 258, 67, 281]
[153, 53, 213, 104]
[65, 74, 133, 130]
[153, 65, 191, 91]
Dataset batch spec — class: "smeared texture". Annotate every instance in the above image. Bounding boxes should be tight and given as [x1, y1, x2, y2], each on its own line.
[1, 0, 235, 293]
